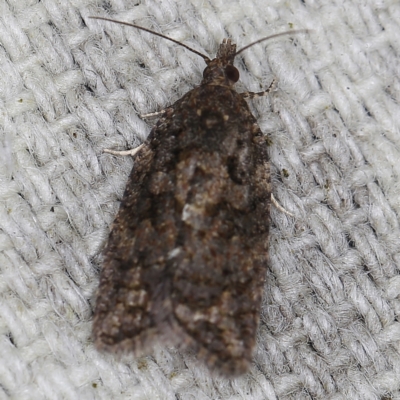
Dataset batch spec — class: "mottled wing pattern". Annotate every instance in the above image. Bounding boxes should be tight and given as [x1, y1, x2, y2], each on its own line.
[93, 84, 271, 376]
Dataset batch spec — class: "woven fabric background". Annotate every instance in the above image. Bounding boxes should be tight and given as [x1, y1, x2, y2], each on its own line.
[1, 0, 400, 399]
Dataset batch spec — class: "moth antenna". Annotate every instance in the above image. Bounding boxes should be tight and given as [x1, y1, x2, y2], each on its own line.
[89, 16, 211, 62]
[234, 29, 310, 56]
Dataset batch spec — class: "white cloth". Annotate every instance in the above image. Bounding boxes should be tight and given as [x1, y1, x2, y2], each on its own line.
[1, 0, 399, 399]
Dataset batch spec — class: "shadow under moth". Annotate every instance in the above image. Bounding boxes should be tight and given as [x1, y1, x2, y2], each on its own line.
[90, 16, 307, 377]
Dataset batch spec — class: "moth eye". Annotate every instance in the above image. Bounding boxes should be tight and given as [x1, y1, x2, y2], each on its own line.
[225, 65, 239, 82]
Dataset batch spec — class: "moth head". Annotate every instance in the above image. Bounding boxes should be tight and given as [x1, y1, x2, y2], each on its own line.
[202, 39, 240, 87]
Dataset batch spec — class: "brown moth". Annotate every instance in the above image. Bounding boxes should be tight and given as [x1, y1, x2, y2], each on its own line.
[90, 16, 307, 376]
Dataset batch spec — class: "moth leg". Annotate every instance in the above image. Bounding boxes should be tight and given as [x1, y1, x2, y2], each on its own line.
[271, 193, 294, 217]
[242, 78, 277, 100]
[103, 143, 144, 157]
[140, 109, 167, 119]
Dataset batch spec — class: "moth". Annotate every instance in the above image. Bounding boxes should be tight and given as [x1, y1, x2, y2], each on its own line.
[90, 16, 306, 376]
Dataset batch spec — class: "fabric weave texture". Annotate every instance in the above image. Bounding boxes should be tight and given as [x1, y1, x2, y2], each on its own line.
[1, 0, 399, 399]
